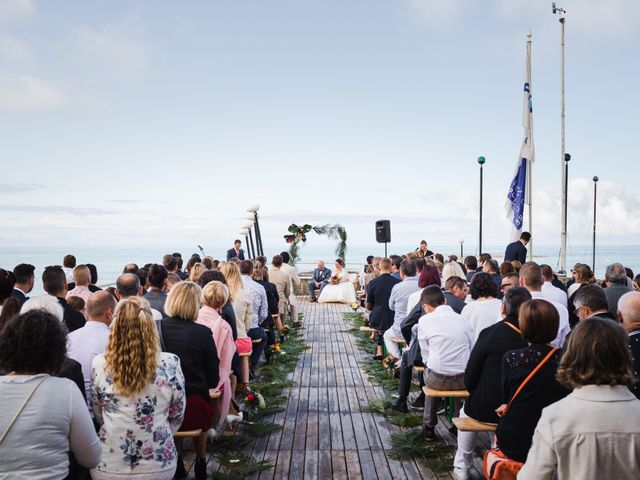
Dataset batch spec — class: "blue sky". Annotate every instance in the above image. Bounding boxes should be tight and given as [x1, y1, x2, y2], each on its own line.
[1, 0, 639, 254]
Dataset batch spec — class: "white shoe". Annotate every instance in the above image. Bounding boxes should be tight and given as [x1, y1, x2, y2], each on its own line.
[452, 467, 469, 480]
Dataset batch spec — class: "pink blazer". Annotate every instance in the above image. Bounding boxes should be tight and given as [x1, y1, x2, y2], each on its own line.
[196, 305, 236, 428]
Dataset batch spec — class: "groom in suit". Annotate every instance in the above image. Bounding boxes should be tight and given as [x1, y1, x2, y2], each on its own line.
[226, 239, 246, 261]
[308, 260, 332, 302]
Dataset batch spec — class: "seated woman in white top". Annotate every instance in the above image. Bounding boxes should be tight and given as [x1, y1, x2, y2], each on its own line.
[519, 317, 640, 480]
[318, 259, 356, 304]
[0, 310, 101, 479]
[91, 296, 186, 480]
[461, 272, 502, 342]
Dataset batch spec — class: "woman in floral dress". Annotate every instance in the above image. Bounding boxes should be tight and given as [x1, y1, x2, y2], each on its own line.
[91, 296, 186, 480]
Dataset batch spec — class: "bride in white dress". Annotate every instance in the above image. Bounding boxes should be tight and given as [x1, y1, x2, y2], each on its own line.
[318, 259, 356, 304]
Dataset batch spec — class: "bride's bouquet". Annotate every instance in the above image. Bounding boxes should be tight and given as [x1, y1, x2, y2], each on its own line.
[329, 275, 340, 285]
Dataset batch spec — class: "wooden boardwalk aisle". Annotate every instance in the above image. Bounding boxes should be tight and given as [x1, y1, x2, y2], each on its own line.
[247, 299, 450, 480]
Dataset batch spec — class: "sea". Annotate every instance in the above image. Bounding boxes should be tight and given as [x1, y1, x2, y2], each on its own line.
[1, 244, 637, 296]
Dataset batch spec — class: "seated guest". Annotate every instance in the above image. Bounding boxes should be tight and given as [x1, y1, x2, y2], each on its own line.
[453, 287, 531, 477]
[197, 281, 236, 429]
[0, 310, 101, 477]
[443, 276, 468, 314]
[364, 257, 381, 293]
[308, 260, 332, 302]
[251, 262, 280, 343]
[510, 260, 522, 273]
[0, 297, 22, 327]
[567, 263, 595, 326]
[268, 256, 292, 325]
[482, 259, 502, 298]
[167, 272, 182, 288]
[519, 317, 640, 479]
[385, 260, 421, 359]
[67, 291, 116, 402]
[122, 263, 139, 274]
[159, 282, 218, 480]
[0, 268, 16, 315]
[91, 296, 186, 480]
[494, 299, 570, 466]
[618, 291, 640, 399]
[519, 262, 570, 348]
[67, 265, 93, 305]
[86, 263, 102, 292]
[317, 258, 356, 304]
[66, 295, 86, 314]
[11, 263, 35, 302]
[418, 262, 441, 289]
[229, 261, 268, 367]
[464, 256, 478, 283]
[572, 284, 615, 322]
[389, 255, 403, 279]
[189, 262, 207, 284]
[115, 273, 163, 320]
[604, 262, 632, 317]
[42, 265, 85, 332]
[63, 254, 77, 283]
[143, 263, 169, 317]
[418, 286, 474, 440]
[366, 258, 401, 359]
[220, 257, 254, 389]
[20, 296, 86, 395]
[499, 262, 515, 277]
[197, 270, 237, 340]
[461, 272, 501, 342]
[541, 264, 567, 307]
[442, 261, 466, 286]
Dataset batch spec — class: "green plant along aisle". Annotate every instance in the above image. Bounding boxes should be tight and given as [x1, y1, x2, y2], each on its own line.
[209, 313, 309, 479]
[342, 311, 453, 472]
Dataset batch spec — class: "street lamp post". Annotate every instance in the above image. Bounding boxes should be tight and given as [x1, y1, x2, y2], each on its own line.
[244, 223, 256, 260]
[592, 176, 599, 272]
[478, 156, 486, 255]
[247, 205, 263, 256]
[239, 229, 251, 258]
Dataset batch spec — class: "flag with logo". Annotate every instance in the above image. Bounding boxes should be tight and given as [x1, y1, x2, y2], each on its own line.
[506, 32, 535, 243]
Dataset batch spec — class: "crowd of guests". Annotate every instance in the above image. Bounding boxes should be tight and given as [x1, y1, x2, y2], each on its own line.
[0, 250, 300, 480]
[362, 240, 640, 480]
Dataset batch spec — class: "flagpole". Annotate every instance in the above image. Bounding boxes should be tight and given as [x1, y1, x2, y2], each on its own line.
[526, 30, 533, 261]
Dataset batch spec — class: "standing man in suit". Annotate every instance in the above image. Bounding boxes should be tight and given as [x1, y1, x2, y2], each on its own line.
[308, 260, 332, 302]
[504, 231, 531, 263]
[226, 239, 246, 261]
[11, 263, 35, 302]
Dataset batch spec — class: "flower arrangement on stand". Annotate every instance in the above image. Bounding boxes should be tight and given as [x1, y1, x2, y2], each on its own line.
[242, 390, 266, 410]
[267, 342, 286, 364]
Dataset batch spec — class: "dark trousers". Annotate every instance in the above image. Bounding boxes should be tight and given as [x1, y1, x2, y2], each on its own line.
[423, 369, 465, 428]
[398, 350, 424, 401]
[247, 327, 267, 366]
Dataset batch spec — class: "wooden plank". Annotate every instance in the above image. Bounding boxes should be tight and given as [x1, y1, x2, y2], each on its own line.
[292, 386, 309, 450]
[357, 449, 378, 479]
[344, 450, 363, 480]
[306, 387, 319, 450]
[331, 450, 348, 479]
[303, 449, 319, 480]
[273, 450, 292, 479]
[318, 449, 333, 478]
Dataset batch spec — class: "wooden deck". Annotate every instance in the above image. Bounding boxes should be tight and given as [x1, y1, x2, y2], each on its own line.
[194, 299, 490, 479]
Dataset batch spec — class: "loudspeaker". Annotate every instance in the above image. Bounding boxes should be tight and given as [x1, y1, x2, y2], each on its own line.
[375, 220, 391, 243]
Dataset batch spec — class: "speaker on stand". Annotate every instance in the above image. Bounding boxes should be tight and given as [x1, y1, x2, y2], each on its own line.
[375, 220, 391, 257]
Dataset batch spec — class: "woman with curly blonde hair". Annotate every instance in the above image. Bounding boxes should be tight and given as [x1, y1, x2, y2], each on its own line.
[219, 262, 253, 362]
[90, 296, 186, 480]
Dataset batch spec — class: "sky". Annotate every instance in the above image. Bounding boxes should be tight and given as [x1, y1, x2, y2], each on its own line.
[1, 0, 640, 255]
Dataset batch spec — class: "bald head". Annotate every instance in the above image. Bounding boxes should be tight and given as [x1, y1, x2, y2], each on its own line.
[87, 290, 117, 325]
[618, 291, 640, 332]
[116, 273, 142, 299]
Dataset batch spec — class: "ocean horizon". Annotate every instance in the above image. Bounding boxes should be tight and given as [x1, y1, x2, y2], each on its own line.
[1, 244, 636, 296]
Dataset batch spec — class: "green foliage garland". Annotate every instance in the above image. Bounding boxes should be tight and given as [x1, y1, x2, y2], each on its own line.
[284, 223, 347, 265]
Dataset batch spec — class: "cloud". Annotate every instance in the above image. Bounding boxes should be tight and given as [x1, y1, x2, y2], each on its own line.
[71, 17, 150, 80]
[0, 183, 45, 193]
[401, 0, 467, 29]
[0, 73, 66, 111]
[0, 0, 34, 23]
[0, 204, 115, 215]
[0, 35, 33, 65]
[264, 212, 473, 225]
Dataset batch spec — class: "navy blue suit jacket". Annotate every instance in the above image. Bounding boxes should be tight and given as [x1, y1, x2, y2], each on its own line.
[226, 248, 246, 261]
[504, 240, 527, 264]
[312, 268, 332, 283]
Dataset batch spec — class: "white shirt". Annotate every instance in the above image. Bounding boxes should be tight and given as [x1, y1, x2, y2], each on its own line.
[461, 298, 502, 342]
[407, 288, 424, 313]
[67, 321, 110, 403]
[417, 305, 474, 375]
[541, 281, 568, 308]
[530, 291, 570, 348]
[388, 276, 422, 337]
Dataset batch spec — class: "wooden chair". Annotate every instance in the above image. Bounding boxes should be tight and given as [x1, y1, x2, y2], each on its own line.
[453, 417, 497, 432]
[359, 326, 386, 356]
[174, 428, 203, 460]
[423, 387, 470, 422]
[414, 365, 425, 373]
